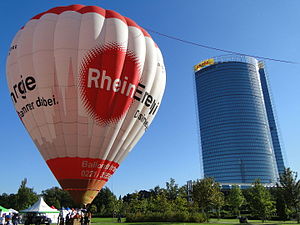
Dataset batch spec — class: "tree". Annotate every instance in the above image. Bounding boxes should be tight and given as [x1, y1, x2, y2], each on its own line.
[277, 168, 300, 223]
[93, 187, 118, 217]
[107, 192, 119, 216]
[151, 192, 172, 213]
[0, 193, 17, 209]
[270, 187, 290, 221]
[149, 185, 164, 197]
[126, 192, 149, 214]
[42, 187, 73, 208]
[173, 196, 188, 213]
[16, 178, 38, 210]
[227, 185, 245, 217]
[247, 180, 275, 222]
[89, 204, 97, 214]
[166, 178, 179, 201]
[192, 177, 224, 220]
[137, 190, 152, 200]
[214, 190, 225, 220]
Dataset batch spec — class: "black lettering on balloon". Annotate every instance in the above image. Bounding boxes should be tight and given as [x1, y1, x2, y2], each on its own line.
[10, 75, 36, 103]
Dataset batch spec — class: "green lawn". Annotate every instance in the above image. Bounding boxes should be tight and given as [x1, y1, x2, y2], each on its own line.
[91, 217, 298, 225]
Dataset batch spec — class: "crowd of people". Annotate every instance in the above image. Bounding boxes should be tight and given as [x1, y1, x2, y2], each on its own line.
[59, 209, 92, 225]
[0, 213, 21, 225]
[0, 208, 92, 225]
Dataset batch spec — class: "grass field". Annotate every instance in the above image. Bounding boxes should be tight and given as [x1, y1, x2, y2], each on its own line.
[91, 217, 299, 225]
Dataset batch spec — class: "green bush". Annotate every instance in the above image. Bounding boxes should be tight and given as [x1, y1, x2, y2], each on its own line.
[174, 211, 189, 222]
[125, 211, 206, 223]
[189, 212, 207, 223]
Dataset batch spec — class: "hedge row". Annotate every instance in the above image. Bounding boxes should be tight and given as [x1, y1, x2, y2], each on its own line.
[126, 211, 207, 223]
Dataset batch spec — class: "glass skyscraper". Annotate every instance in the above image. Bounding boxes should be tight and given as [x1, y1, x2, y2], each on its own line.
[194, 56, 285, 185]
[258, 63, 285, 175]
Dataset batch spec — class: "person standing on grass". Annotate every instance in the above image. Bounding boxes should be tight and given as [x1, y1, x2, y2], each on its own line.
[11, 214, 18, 225]
[0, 214, 5, 225]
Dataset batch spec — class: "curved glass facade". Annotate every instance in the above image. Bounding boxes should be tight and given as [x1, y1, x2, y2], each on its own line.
[259, 63, 285, 175]
[194, 56, 280, 184]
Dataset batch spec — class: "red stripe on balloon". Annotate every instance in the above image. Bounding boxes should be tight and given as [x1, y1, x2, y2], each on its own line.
[27, 4, 151, 38]
[31, 5, 85, 20]
[64, 188, 100, 191]
[105, 9, 127, 24]
[47, 157, 119, 181]
[77, 5, 106, 17]
[125, 17, 151, 38]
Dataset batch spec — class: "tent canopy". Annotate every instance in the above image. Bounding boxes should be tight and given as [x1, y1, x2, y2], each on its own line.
[21, 197, 59, 213]
[9, 209, 18, 214]
[0, 206, 9, 212]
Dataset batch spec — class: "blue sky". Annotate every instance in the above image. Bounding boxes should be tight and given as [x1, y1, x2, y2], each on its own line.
[1, 0, 299, 197]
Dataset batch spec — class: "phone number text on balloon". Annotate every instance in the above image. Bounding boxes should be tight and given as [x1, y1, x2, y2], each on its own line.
[80, 169, 113, 181]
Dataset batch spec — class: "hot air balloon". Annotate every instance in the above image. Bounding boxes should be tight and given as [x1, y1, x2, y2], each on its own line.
[6, 4, 166, 205]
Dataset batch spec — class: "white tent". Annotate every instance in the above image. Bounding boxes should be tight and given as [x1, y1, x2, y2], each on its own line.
[21, 197, 60, 223]
[9, 208, 18, 214]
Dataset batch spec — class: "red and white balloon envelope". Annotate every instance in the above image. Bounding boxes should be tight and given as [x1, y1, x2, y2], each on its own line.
[6, 5, 166, 205]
